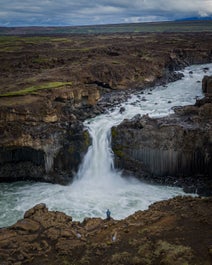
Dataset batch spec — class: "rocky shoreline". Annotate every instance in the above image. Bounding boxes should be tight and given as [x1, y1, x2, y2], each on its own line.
[0, 196, 211, 265]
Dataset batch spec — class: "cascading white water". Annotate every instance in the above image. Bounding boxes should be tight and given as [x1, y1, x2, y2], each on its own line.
[0, 63, 211, 228]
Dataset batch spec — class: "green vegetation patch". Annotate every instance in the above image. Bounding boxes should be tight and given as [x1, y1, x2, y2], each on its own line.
[31, 57, 52, 64]
[113, 149, 124, 158]
[22, 36, 58, 43]
[0, 36, 71, 52]
[0, 36, 25, 52]
[0, 81, 72, 97]
[154, 240, 194, 265]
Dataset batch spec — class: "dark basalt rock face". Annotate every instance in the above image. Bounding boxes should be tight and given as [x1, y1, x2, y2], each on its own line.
[52, 123, 91, 184]
[112, 78, 212, 196]
[0, 100, 91, 184]
[202, 74, 212, 95]
[0, 147, 46, 182]
[0, 126, 90, 184]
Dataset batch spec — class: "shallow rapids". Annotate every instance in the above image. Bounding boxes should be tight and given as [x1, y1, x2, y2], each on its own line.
[0, 63, 211, 227]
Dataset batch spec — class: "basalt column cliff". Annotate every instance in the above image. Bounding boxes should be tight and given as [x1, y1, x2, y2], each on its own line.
[112, 76, 212, 196]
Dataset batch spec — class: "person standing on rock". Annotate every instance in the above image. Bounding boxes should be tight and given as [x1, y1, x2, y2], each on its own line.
[106, 209, 111, 220]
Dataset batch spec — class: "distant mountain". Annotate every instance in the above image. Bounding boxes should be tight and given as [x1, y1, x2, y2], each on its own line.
[0, 20, 212, 35]
[176, 16, 212, 21]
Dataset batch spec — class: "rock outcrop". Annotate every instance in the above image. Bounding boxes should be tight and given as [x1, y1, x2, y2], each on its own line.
[202, 75, 212, 95]
[0, 196, 211, 265]
[0, 88, 96, 184]
[112, 78, 212, 196]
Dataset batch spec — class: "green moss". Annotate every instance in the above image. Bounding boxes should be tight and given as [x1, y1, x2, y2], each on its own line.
[111, 251, 131, 263]
[0, 36, 24, 52]
[113, 149, 124, 158]
[68, 130, 90, 155]
[67, 47, 94, 52]
[138, 227, 150, 235]
[32, 57, 52, 64]
[0, 36, 52, 47]
[60, 256, 72, 265]
[111, 127, 118, 138]
[0, 36, 72, 53]
[79, 256, 90, 264]
[154, 240, 194, 265]
[0, 36, 23, 44]
[83, 130, 91, 148]
[134, 75, 145, 83]
[131, 256, 144, 264]
[111, 128, 124, 158]
[137, 241, 154, 265]
[68, 145, 75, 155]
[51, 38, 70, 42]
[0, 46, 22, 52]
[23, 36, 55, 43]
[0, 81, 72, 97]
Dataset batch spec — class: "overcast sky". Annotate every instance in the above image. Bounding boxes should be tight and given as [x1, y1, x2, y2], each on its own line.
[0, 0, 212, 27]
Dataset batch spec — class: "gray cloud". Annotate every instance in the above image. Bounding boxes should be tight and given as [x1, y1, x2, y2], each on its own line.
[0, 0, 211, 26]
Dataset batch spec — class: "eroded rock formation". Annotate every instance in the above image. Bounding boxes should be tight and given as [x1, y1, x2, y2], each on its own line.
[112, 77, 212, 196]
[0, 87, 96, 183]
[0, 196, 211, 265]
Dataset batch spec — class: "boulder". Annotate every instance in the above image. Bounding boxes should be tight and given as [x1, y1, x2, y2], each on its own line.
[202, 75, 212, 95]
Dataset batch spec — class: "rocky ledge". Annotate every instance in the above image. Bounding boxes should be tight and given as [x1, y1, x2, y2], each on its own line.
[112, 76, 212, 196]
[0, 196, 211, 265]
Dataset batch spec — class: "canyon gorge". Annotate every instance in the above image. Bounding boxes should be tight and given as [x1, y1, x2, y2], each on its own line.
[0, 32, 212, 264]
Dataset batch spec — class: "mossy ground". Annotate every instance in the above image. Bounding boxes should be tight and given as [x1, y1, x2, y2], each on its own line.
[0, 81, 72, 97]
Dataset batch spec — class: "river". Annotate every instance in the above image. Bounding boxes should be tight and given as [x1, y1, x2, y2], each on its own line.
[0, 63, 211, 227]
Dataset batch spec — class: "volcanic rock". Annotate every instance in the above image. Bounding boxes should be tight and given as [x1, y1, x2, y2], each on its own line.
[0, 196, 211, 265]
[202, 75, 212, 95]
[112, 78, 212, 196]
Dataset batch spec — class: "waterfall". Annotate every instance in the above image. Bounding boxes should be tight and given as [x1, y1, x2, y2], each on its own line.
[74, 63, 212, 187]
[1, 63, 212, 227]
[74, 115, 125, 191]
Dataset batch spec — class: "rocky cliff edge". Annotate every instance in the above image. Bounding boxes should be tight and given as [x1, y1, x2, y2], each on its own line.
[0, 196, 211, 265]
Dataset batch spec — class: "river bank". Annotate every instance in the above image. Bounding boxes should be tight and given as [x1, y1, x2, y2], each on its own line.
[0, 196, 211, 265]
